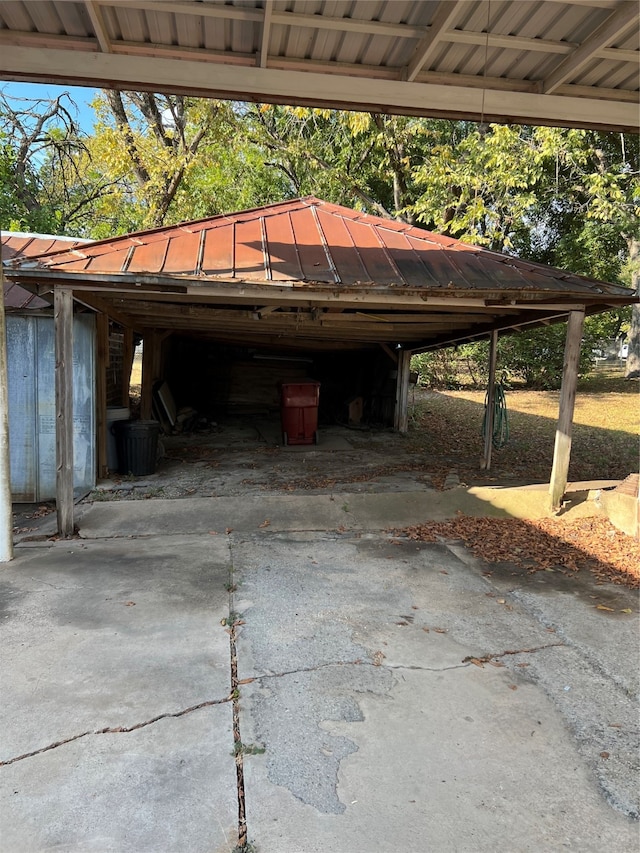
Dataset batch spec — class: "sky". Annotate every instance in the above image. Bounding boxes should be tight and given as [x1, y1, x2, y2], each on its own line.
[1, 81, 99, 131]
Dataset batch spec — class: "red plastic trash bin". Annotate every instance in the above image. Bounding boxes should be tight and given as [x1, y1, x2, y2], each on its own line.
[280, 381, 320, 446]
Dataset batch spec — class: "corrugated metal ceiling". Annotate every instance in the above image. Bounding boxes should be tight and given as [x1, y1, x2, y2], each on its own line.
[0, 1, 637, 130]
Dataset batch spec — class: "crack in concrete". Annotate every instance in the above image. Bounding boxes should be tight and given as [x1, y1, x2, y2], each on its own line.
[386, 663, 471, 672]
[244, 659, 473, 682]
[252, 660, 368, 682]
[462, 642, 566, 665]
[0, 696, 233, 768]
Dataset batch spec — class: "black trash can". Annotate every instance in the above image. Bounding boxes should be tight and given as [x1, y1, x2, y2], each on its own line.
[113, 419, 161, 475]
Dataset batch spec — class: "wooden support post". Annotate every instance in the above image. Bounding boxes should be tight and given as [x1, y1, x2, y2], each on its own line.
[55, 288, 74, 538]
[121, 326, 134, 407]
[96, 312, 109, 479]
[482, 330, 499, 471]
[394, 349, 412, 433]
[549, 310, 585, 511]
[140, 330, 162, 420]
[0, 259, 14, 561]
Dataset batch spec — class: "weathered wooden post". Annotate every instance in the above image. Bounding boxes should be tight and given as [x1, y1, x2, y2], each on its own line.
[96, 311, 109, 478]
[140, 330, 161, 420]
[122, 326, 134, 406]
[55, 287, 75, 537]
[481, 329, 499, 470]
[394, 348, 412, 433]
[549, 309, 585, 511]
[0, 255, 14, 561]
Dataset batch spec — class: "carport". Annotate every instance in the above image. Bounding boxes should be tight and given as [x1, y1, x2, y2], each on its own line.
[4, 196, 636, 534]
[0, 0, 638, 547]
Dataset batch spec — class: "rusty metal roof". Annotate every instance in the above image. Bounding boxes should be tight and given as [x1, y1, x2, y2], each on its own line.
[2, 232, 90, 309]
[0, 1, 637, 131]
[19, 197, 632, 301]
[5, 202, 636, 352]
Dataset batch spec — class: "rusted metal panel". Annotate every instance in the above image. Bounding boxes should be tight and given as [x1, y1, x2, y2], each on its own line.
[376, 227, 440, 288]
[314, 208, 371, 285]
[201, 224, 235, 277]
[163, 231, 202, 274]
[263, 211, 303, 281]
[235, 217, 267, 278]
[2, 233, 91, 310]
[288, 205, 335, 282]
[128, 238, 169, 274]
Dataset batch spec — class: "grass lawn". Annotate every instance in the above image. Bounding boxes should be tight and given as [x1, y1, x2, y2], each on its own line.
[409, 366, 638, 485]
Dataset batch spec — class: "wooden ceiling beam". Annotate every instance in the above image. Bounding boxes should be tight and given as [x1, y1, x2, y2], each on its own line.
[99, 1, 263, 23]
[2, 42, 636, 130]
[542, 1, 638, 93]
[258, 0, 273, 69]
[72, 290, 134, 329]
[405, 0, 465, 82]
[85, 1, 111, 53]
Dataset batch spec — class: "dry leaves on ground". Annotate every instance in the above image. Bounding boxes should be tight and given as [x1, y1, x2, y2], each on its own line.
[398, 514, 640, 589]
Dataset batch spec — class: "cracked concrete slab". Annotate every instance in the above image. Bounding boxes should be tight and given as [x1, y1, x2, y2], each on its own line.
[0, 535, 232, 762]
[233, 531, 639, 851]
[0, 707, 237, 853]
[2, 493, 639, 852]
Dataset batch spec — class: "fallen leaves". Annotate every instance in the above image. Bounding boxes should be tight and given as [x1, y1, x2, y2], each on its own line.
[398, 515, 640, 589]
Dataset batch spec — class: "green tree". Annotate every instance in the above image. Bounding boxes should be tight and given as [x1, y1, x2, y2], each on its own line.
[0, 90, 109, 234]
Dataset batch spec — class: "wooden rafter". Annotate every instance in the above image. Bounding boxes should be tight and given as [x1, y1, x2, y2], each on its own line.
[543, 1, 638, 93]
[405, 1, 465, 82]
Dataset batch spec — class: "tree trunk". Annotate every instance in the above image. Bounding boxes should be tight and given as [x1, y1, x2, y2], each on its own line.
[624, 235, 640, 379]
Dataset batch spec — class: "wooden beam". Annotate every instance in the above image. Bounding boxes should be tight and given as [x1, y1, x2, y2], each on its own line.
[394, 349, 412, 434]
[121, 327, 134, 407]
[96, 311, 109, 479]
[379, 342, 398, 365]
[481, 330, 499, 471]
[549, 310, 585, 511]
[54, 289, 74, 537]
[406, 1, 464, 82]
[543, 1, 637, 93]
[259, 0, 273, 68]
[85, 1, 111, 53]
[104, 1, 263, 23]
[140, 330, 163, 420]
[72, 290, 135, 329]
[1, 45, 637, 131]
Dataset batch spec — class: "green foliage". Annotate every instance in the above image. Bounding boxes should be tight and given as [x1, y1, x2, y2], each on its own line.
[495, 326, 598, 390]
[413, 324, 603, 391]
[412, 124, 547, 250]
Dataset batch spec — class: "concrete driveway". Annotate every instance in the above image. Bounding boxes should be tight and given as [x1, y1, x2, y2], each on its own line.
[1, 493, 638, 852]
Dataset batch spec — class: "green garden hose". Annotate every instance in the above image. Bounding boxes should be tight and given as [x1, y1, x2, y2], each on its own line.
[482, 381, 510, 450]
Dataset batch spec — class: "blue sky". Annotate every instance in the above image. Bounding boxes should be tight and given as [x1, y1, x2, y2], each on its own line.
[1, 81, 99, 131]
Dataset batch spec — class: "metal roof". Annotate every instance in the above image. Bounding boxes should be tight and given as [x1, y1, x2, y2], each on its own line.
[1, 232, 90, 309]
[6, 198, 636, 352]
[0, 1, 637, 131]
[16, 197, 631, 299]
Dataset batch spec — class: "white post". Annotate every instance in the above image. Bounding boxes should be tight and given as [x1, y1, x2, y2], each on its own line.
[0, 250, 14, 561]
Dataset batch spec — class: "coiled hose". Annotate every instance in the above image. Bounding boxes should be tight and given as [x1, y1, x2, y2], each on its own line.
[482, 380, 509, 450]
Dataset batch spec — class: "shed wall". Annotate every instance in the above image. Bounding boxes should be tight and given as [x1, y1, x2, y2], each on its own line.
[7, 314, 96, 501]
